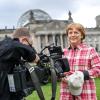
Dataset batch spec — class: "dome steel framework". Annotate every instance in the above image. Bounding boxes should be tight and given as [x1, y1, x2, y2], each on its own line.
[17, 9, 52, 27]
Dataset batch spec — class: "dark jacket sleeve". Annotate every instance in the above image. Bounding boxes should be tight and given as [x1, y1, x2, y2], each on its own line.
[13, 40, 37, 62]
[83, 70, 90, 80]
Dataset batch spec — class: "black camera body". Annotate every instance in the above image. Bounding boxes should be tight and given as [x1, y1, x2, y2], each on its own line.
[37, 45, 70, 80]
[48, 45, 63, 59]
[49, 45, 70, 77]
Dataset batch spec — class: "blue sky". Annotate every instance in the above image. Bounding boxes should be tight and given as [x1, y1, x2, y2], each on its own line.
[0, 0, 100, 29]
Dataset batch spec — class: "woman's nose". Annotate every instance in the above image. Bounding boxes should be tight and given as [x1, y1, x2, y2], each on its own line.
[71, 32, 75, 36]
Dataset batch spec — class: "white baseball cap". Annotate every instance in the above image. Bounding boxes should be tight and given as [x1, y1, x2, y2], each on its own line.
[67, 71, 84, 96]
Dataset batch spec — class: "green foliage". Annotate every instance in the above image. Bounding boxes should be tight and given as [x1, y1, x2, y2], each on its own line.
[26, 78, 100, 100]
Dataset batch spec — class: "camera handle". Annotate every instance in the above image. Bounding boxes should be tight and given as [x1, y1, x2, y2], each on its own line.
[50, 58, 57, 100]
[25, 62, 45, 100]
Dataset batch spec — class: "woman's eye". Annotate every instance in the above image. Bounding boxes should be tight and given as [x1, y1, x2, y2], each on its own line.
[74, 32, 79, 34]
[68, 32, 73, 34]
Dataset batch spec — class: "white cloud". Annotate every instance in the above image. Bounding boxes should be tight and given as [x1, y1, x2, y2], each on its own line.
[72, 5, 100, 27]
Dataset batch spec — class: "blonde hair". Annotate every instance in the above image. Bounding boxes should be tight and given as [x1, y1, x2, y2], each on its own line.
[66, 23, 85, 40]
[13, 27, 30, 38]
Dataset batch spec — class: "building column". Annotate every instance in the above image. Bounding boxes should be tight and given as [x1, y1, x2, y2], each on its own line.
[53, 34, 55, 45]
[60, 34, 63, 48]
[37, 36, 41, 52]
[45, 35, 48, 45]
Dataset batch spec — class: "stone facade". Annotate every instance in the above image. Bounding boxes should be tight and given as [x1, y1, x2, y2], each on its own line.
[0, 9, 100, 54]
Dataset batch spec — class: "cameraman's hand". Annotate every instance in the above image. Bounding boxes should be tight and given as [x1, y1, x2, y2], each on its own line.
[33, 54, 40, 63]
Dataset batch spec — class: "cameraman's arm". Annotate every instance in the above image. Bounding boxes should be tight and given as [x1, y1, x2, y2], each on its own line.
[14, 42, 40, 63]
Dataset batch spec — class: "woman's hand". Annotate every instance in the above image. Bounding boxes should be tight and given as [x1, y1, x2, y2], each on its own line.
[61, 77, 68, 83]
[64, 71, 74, 76]
[61, 71, 74, 83]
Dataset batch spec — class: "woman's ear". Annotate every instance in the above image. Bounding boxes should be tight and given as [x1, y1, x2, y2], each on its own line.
[81, 35, 83, 40]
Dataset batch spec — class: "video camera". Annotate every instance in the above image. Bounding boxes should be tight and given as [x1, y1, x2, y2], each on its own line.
[7, 44, 70, 100]
[37, 44, 70, 79]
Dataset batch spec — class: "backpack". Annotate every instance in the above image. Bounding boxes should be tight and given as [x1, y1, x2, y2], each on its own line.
[0, 36, 13, 94]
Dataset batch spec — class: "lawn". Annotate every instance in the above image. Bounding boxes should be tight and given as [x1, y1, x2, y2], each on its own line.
[26, 83, 60, 100]
[95, 78, 100, 100]
[26, 78, 100, 100]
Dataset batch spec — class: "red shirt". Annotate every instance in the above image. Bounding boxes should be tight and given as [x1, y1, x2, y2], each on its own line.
[60, 43, 100, 100]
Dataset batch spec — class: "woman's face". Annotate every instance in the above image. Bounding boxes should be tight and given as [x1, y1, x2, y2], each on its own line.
[67, 27, 83, 46]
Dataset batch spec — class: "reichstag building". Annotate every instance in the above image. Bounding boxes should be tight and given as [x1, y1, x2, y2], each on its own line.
[0, 9, 100, 53]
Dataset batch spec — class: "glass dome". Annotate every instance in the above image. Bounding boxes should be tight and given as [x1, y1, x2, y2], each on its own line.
[17, 9, 52, 27]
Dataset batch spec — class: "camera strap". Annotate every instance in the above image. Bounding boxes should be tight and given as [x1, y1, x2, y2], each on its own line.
[50, 59, 57, 100]
[25, 63, 45, 100]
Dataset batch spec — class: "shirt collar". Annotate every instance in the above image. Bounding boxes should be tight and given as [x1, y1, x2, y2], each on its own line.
[68, 42, 86, 50]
